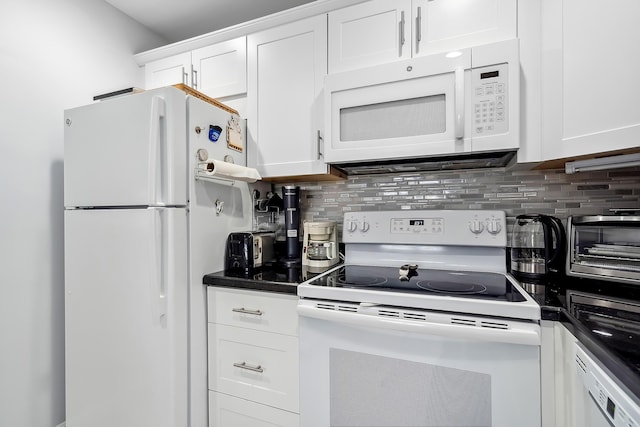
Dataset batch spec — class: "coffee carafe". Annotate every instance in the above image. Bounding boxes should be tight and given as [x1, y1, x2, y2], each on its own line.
[510, 214, 566, 283]
[302, 221, 339, 271]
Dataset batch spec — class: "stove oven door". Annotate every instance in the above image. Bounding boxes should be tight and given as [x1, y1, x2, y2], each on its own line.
[298, 300, 541, 427]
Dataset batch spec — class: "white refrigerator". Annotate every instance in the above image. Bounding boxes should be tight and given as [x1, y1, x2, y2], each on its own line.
[63, 87, 254, 427]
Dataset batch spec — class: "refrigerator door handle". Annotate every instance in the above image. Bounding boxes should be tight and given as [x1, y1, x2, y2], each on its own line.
[148, 96, 167, 205]
[151, 208, 168, 327]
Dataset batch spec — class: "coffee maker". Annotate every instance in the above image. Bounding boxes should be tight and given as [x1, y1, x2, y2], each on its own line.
[281, 185, 301, 268]
[302, 221, 339, 271]
[510, 214, 566, 284]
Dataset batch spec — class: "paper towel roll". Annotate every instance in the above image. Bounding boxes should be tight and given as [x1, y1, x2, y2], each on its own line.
[199, 159, 262, 183]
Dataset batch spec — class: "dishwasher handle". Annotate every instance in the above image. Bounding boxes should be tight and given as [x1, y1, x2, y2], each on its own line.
[297, 303, 540, 346]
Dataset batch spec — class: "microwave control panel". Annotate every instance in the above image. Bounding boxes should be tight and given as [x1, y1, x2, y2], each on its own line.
[472, 64, 509, 136]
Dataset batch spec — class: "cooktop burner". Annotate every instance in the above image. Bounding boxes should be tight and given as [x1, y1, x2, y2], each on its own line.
[314, 265, 527, 302]
[416, 281, 487, 295]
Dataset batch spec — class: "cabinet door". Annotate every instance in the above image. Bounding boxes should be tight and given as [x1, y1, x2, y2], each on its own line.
[412, 0, 516, 57]
[541, 0, 640, 160]
[192, 36, 247, 98]
[208, 287, 298, 336]
[208, 324, 299, 412]
[247, 15, 328, 178]
[328, 0, 412, 74]
[209, 392, 299, 427]
[144, 52, 192, 89]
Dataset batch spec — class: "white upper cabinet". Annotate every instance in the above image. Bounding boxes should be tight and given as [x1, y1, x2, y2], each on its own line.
[413, 0, 516, 57]
[328, 0, 516, 74]
[328, 0, 412, 73]
[247, 15, 329, 178]
[540, 0, 640, 161]
[191, 37, 247, 99]
[145, 52, 192, 88]
[144, 37, 247, 100]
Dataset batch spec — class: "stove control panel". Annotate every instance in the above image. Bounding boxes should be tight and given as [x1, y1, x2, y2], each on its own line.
[343, 210, 506, 247]
[391, 218, 444, 234]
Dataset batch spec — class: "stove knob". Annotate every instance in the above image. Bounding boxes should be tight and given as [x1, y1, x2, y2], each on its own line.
[346, 219, 358, 233]
[360, 221, 370, 232]
[469, 219, 484, 234]
[486, 219, 502, 235]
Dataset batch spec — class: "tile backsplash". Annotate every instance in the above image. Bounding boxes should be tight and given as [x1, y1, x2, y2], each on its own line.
[273, 166, 640, 240]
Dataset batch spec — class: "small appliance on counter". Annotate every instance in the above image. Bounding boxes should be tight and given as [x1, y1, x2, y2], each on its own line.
[302, 221, 339, 272]
[225, 231, 276, 271]
[510, 214, 566, 285]
[567, 209, 640, 284]
[281, 185, 301, 267]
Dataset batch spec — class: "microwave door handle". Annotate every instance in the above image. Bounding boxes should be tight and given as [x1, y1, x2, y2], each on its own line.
[454, 67, 465, 140]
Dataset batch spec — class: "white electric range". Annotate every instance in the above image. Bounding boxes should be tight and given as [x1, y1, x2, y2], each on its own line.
[297, 210, 542, 427]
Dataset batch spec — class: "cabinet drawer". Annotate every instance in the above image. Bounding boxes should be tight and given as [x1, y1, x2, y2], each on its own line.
[207, 287, 298, 336]
[208, 324, 299, 412]
[209, 391, 299, 427]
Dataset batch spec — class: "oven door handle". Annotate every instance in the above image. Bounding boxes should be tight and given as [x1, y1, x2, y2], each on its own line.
[297, 305, 540, 346]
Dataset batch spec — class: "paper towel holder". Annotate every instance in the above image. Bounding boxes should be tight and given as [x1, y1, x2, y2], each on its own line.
[194, 165, 237, 186]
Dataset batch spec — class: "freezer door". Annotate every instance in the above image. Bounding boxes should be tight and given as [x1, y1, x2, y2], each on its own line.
[64, 87, 187, 208]
[64, 207, 188, 427]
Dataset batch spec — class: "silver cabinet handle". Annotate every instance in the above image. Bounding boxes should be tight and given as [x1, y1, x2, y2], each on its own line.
[192, 68, 198, 89]
[182, 67, 187, 85]
[399, 11, 406, 56]
[232, 307, 263, 316]
[416, 6, 422, 53]
[317, 130, 323, 160]
[233, 362, 264, 373]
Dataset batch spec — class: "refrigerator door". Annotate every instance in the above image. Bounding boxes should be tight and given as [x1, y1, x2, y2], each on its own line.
[64, 207, 188, 427]
[64, 87, 187, 208]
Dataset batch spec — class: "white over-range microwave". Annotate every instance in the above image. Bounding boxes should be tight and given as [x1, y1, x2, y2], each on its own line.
[323, 39, 519, 174]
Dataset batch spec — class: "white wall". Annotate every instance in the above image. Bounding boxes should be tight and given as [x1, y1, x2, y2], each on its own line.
[0, 1, 165, 426]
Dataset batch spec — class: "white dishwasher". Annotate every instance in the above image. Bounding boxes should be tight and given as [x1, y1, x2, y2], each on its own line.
[568, 290, 640, 427]
[575, 345, 640, 427]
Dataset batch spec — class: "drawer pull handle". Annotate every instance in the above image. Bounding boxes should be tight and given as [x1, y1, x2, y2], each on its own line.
[232, 307, 263, 316]
[233, 362, 264, 373]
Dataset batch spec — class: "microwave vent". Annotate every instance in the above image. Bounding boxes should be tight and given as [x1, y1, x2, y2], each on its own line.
[331, 151, 516, 176]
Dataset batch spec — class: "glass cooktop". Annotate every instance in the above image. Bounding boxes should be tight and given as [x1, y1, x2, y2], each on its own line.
[308, 265, 527, 302]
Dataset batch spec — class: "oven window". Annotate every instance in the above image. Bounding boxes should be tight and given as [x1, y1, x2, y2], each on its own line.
[330, 349, 491, 427]
[340, 94, 446, 141]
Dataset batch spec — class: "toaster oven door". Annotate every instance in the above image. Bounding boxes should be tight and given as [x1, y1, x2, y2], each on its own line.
[568, 216, 640, 284]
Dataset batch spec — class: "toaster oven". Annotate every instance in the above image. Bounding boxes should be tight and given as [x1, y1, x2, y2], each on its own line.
[567, 212, 640, 284]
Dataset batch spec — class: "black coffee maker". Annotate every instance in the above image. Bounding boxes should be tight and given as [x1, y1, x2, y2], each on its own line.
[280, 185, 301, 268]
[510, 214, 566, 283]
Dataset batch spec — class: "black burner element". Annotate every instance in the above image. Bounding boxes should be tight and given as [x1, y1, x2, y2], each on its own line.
[334, 275, 388, 287]
[417, 281, 487, 295]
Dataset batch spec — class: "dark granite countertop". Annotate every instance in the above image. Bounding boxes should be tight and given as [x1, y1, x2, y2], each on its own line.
[527, 276, 640, 402]
[203, 263, 339, 295]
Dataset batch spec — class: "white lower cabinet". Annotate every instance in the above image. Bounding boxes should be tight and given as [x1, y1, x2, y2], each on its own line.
[207, 287, 299, 426]
[209, 392, 299, 427]
[553, 323, 579, 427]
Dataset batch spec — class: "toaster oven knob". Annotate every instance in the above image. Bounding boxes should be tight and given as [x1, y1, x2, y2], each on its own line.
[486, 219, 502, 235]
[469, 219, 485, 234]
